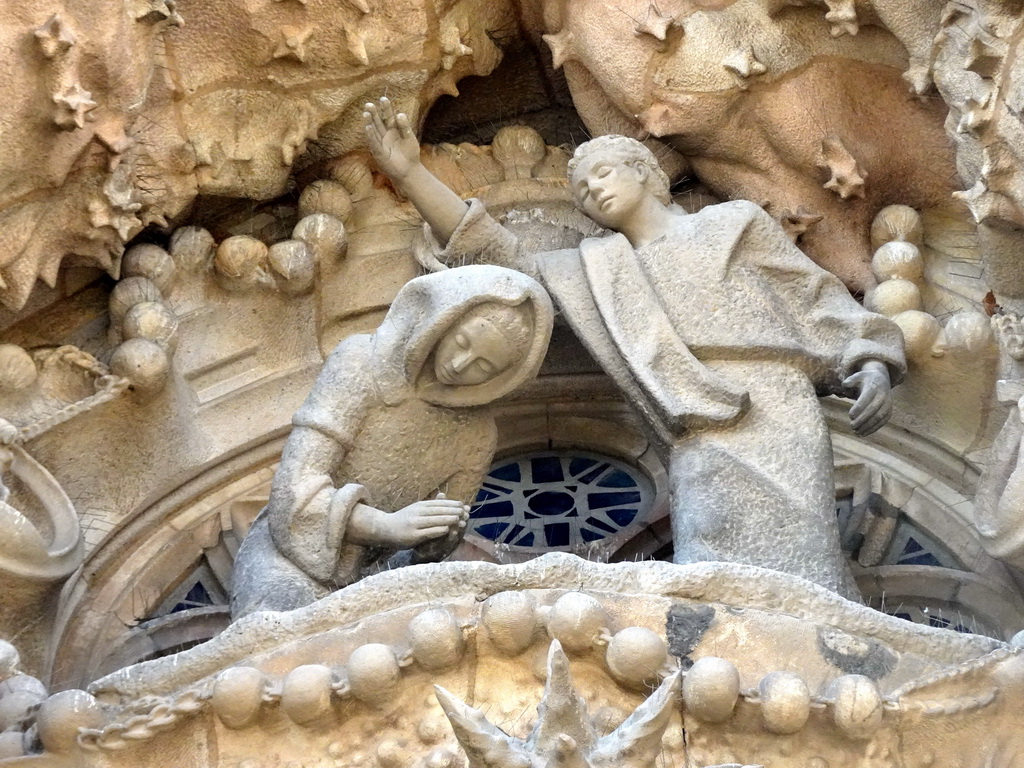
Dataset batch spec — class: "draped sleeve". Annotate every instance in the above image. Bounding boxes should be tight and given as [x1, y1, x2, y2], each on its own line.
[434, 199, 541, 280]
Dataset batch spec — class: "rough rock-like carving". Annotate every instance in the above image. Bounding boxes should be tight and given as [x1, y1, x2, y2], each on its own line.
[365, 99, 906, 597]
[231, 265, 553, 617]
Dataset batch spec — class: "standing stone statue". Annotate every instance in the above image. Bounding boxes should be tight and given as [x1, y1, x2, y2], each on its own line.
[364, 98, 906, 599]
[231, 265, 553, 618]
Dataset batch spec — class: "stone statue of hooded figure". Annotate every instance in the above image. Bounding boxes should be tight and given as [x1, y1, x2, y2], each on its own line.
[231, 265, 553, 618]
[363, 97, 907, 600]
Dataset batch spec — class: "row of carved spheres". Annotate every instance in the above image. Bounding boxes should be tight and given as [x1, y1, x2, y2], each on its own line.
[866, 205, 993, 363]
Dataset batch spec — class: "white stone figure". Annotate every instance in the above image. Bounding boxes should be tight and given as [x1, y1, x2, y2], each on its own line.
[364, 97, 906, 599]
[231, 265, 553, 618]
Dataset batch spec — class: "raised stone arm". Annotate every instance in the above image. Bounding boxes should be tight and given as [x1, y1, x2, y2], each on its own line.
[363, 97, 470, 245]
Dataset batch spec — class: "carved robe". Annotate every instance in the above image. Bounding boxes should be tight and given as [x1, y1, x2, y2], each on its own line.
[231, 266, 553, 618]
[440, 199, 906, 598]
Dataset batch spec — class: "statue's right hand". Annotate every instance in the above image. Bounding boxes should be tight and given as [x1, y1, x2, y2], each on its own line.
[388, 496, 467, 547]
[363, 97, 421, 182]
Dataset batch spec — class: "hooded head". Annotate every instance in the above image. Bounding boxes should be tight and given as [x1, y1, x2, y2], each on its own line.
[372, 266, 554, 407]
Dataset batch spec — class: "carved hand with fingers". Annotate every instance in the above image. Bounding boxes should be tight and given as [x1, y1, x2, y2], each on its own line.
[843, 359, 893, 436]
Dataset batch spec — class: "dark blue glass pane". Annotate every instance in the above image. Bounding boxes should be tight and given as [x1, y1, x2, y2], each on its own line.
[516, 531, 535, 547]
[490, 463, 521, 482]
[531, 457, 564, 483]
[482, 482, 512, 494]
[475, 522, 510, 540]
[587, 492, 641, 509]
[585, 516, 617, 534]
[578, 463, 611, 484]
[606, 508, 638, 527]
[569, 457, 597, 476]
[903, 538, 924, 554]
[172, 582, 214, 613]
[596, 470, 637, 488]
[902, 553, 943, 567]
[580, 527, 606, 542]
[470, 501, 514, 519]
[474, 489, 500, 502]
[528, 491, 575, 516]
[545, 522, 570, 547]
[501, 524, 524, 544]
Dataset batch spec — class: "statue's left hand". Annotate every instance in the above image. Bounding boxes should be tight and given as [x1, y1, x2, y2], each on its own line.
[843, 360, 892, 436]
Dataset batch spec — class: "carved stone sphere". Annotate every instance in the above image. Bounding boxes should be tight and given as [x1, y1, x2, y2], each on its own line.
[682, 657, 740, 723]
[547, 593, 608, 653]
[109, 277, 162, 324]
[0, 731, 24, 759]
[872, 241, 924, 283]
[347, 644, 401, 705]
[215, 236, 268, 281]
[122, 244, 176, 293]
[892, 310, 941, 363]
[0, 345, 37, 393]
[606, 627, 667, 689]
[758, 671, 811, 734]
[110, 339, 170, 395]
[299, 180, 354, 223]
[293, 214, 347, 262]
[408, 608, 465, 671]
[870, 205, 923, 250]
[827, 674, 882, 739]
[268, 240, 316, 295]
[482, 591, 537, 655]
[170, 227, 216, 272]
[0, 641, 20, 680]
[211, 667, 265, 729]
[865, 278, 922, 316]
[123, 302, 179, 352]
[0, 674, 48, 731]
[36, 690, 104, 754]
[940, 311, 995, 358]
[281, 665, 334, 725]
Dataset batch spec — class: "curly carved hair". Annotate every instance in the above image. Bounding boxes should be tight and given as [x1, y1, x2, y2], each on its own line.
[567, 135, 672, 206]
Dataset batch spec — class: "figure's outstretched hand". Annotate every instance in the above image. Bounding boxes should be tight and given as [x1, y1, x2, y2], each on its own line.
[386, 494, 468, 548]
[363, 97, 421, 183]
[843, 360, 893, 436]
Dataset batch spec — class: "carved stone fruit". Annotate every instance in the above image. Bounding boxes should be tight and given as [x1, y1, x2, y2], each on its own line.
[408, 608, 465, 671]
[122, 301, 178, 352]
[347, 644, 400, 705]
[211, 667, 265, 729]
[122, 244, 176, 293]
[293, 214, 347, 262]
[683, 657, 740, 723]
[0, 641, 19, 680]
[109, 338, 170, 395]
[109, 276, 161, 324]
[169, 227, 216, 272]
[0, 674, 48, 731]
[0, 731, 23, 759]
[606, 627, 667, 689]
[299, 180, 354, 223]
[892, 310, 941, 363]
[758, 671, 811, 734]
[482, 591, 537, 655]
[870, 204, 923, 250]
[872, 241, 924, 283]
[268, 240, 316, 295]
[281, 665, 334, 725]
[36, 690, 104, 753]
[827, 674, 882, 739]
[547, 593, 608, 653]
[865, 278, 922, 316]
[939, 311, 995, 358]
[0, 346, 37, 393]
[215, 236, 269, 286]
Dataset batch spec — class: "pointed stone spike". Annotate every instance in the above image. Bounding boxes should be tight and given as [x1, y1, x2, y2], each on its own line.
[542, 30, 576, 69]
[531, 641, 596, 756]
[590, 670, 682, 768]
[433, 686, 532, 768]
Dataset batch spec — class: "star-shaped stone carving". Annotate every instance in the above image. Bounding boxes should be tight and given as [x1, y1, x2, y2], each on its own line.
[88, 199, 142, 241]
[134, 0, 183, 26]
[824, 0, 858, 37]
[542, 29, 576, 70]
[53, 83, 97, 130]
[34, 15, 76, 59]
[440, 31, 473, 71]
[273, 25, 313, 62]
[966, 32, 1004, 79]
[345, 24, 369, 65]
[819, 136, 866, 200]
[722, 45, 766, 89]
[633, 3, 674, 41]
[426, 70, 461, 100]
[778, 206, 824, 242]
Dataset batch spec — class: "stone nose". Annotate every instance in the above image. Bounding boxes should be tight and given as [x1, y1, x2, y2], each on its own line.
[451, 349, 474, 372]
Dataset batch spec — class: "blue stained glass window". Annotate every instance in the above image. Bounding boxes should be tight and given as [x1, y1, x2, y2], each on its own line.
[469, 451, 654, 552]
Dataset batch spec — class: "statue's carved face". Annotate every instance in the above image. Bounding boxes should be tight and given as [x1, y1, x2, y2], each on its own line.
[433, 315, 518, 386]
[570, 153, 651, 230]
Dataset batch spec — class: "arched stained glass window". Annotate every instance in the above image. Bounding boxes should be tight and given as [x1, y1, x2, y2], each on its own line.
[469, 451, 654, 552]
